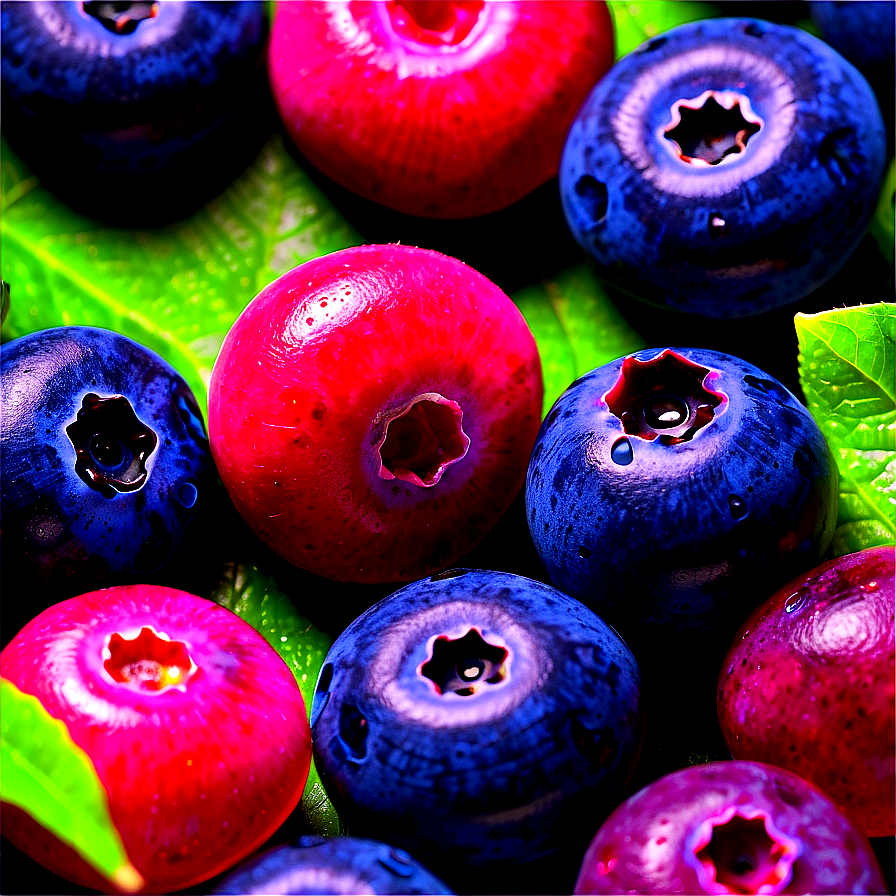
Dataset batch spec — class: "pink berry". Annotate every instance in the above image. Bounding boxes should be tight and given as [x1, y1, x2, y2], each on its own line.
[267, 1, 615, 218]
[1, 584, 312, 893]
[574, 760, 887, 895]
[717, 546, 895, 838]
[207, 244, 542, 584]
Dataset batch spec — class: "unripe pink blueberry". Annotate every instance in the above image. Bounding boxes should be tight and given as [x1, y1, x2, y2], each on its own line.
[207, 244, 543, 584]
[1, 584, 312, 894]
[267, 1, 615, 218]
[717, 546, 895, 838]
[574, 760, 887, 895]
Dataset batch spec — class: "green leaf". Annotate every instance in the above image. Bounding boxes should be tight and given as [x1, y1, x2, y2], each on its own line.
[208, 561, 332, 712]
[608, 0, 723, 58]
[207, 562, 346, 836]
[796, 303, 896, 555]
[0, 133, 361, 416]
[512, 262, 647, 418]
[0, 678, 144, 893]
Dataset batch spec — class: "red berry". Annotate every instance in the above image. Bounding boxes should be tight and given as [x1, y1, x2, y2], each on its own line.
[717, 546, 895, 838]
[207, 244, 542, 584]
[1, 584, 312, 893]
[267, 1, 615, 218]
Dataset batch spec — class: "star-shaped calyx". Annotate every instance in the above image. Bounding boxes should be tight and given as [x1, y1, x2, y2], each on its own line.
[664, 90, 762, 165]
[603, 350, 727, 446]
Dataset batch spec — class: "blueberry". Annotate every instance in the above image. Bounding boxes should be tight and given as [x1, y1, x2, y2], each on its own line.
[0, 0, 269, 223]
[811, 1, 895, 75]
[212, 835, 455, 895]
[559, 17, 888, 317]
[525, 347, 839, 638]
[310, 569, 643, 869]
[0, 326, 216, 632]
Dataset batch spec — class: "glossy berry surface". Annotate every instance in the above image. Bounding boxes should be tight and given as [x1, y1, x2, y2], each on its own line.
[268, 0, 614, 219]
[208, 244, 542, 584]
[573, 760, 887, 894]
[525, 347, 839, 636]
[560, 17, 888, 317]
[0, 326, 215, 625]
[310, 569, 644, 868]
[717, 546, 895, 838]
[212, 834, 454, 895]
[0, 0, 269, 223]
[0, 584, 312, 894]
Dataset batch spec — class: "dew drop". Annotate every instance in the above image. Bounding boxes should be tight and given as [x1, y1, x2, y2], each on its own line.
[728, 494, 748, 520]
[611, 437, 633, 465]
[177, 482, 198, 509]
[784, 592, 805, 614]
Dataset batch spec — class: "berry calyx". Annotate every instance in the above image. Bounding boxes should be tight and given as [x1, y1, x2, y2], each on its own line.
[664, 91, 762, 166]
[103, 626, 196, 693]
[376, 393, 470, 487]
[603, 349, 727, 444]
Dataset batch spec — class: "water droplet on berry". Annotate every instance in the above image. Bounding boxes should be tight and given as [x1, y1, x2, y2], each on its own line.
[785, 592, 805, 614]
[611, 437, 633, 465]
[728, 495, 748, 520]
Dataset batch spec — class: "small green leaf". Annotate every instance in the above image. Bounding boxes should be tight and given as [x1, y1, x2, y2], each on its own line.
[796, 303, 896, 555]
[0, 133, 361, 415]
[208, 561, 332, 712]
[0, 678, 144, 893]
[207, 562, 346, 836]
[607, 0, 723, 58]
[512, 262, 647, 417]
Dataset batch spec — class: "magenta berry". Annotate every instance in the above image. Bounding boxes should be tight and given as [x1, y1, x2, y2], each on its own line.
[0, 584, 312, 893]
[207, 244, 543, 584]
[267, 1, 615, 218]
[574, 760, 887, 895]
[717, 546, 895, 838]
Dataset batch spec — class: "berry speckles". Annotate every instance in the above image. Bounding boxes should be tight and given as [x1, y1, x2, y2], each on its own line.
[0, 327, 216, 623]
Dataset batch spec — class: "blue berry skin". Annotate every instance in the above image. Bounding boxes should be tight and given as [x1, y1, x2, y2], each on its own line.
[525, 347, 839, 637]
[811, 1, 895, 73]
[0, 1, 268, 223]
[309, 569, 644, 868]
[0, 327, 215, 623]
[212, 835, 455, 895]
[559, 17, 888, 318]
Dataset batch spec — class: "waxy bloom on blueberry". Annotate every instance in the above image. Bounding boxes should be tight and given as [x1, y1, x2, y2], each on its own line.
[0, 326, 216, 629]
[0, 1, 269, 223]
[310, 569, 644, 868]
[560, 17, 888, 317]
